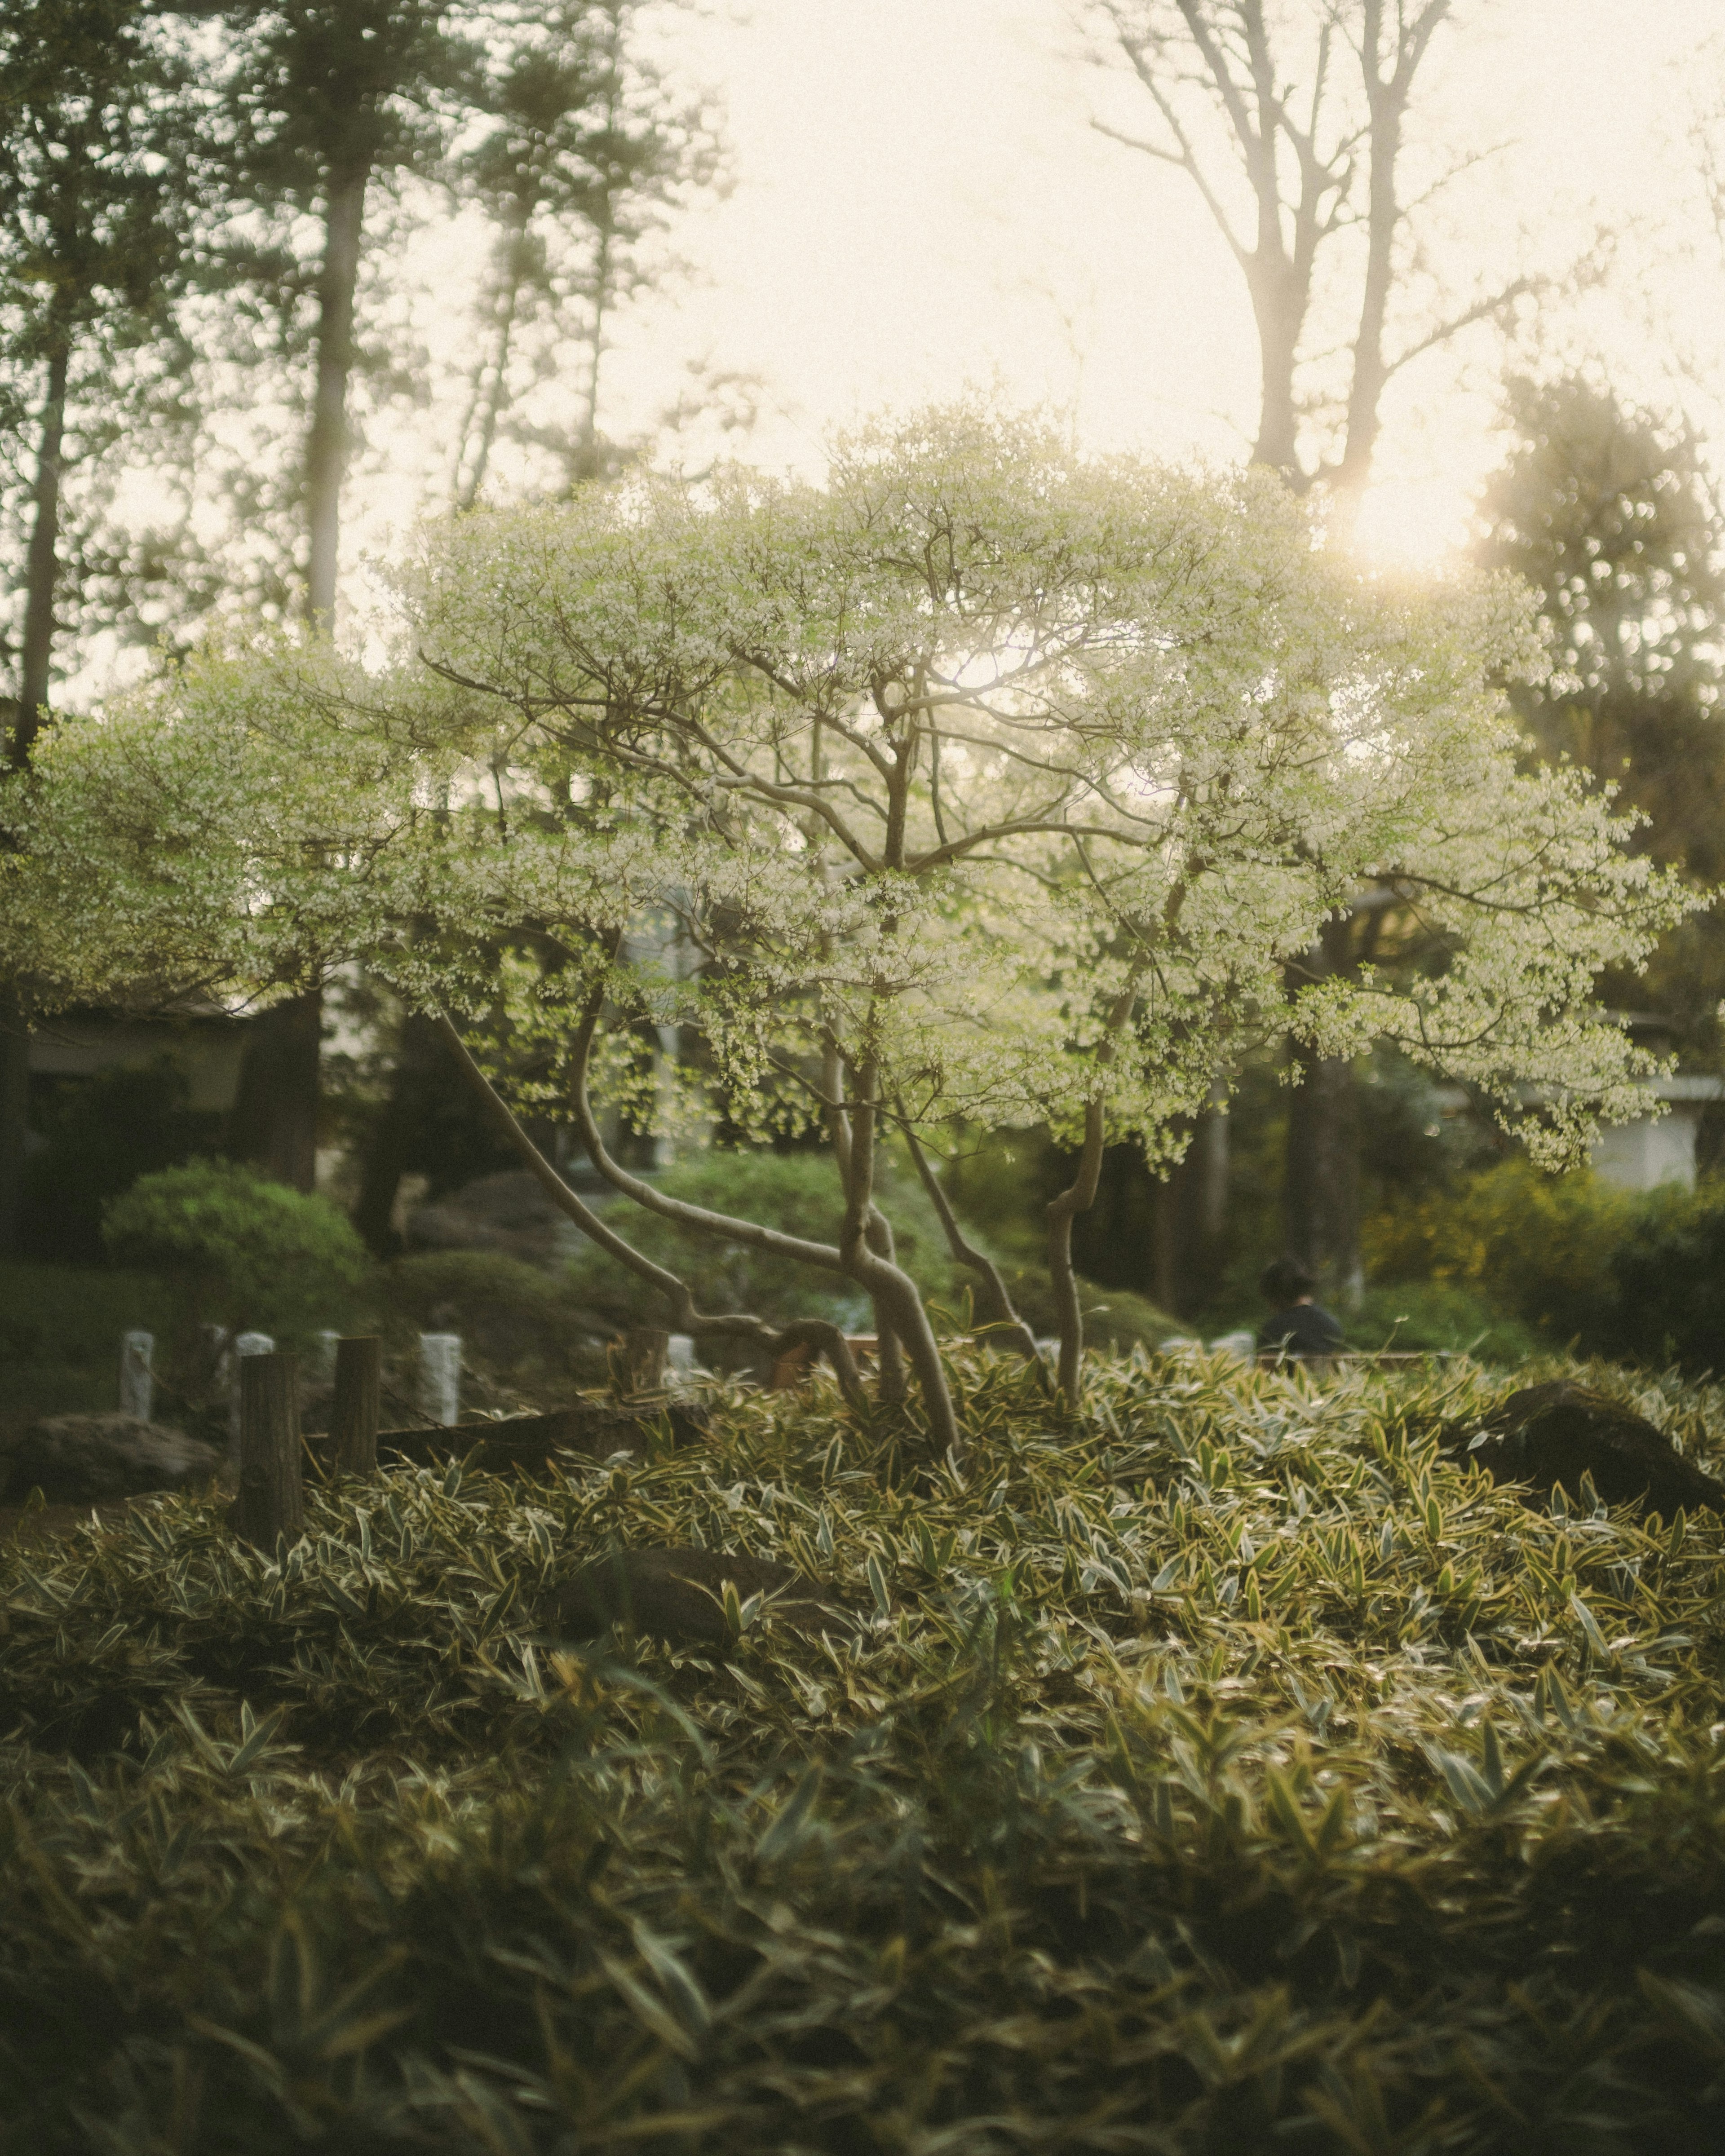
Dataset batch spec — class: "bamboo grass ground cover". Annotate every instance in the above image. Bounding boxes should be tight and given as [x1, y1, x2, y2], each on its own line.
[2, 1351, 1723, 2153]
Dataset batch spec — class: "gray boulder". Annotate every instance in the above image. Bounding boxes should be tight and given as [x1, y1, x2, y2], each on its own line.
[1, 1415, 223, 1504]
[404, 1170, 585, 1269]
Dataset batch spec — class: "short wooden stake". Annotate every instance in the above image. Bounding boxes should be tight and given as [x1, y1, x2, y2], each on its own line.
[332, 1335, 382, 1474]
[227, 1330, 275, 1463]
[617, 1327, 670, 1395]
[237, 1351, 304, 1549]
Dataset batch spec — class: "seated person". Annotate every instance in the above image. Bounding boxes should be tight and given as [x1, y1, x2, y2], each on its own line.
[1255, 1256, 1345, 1359]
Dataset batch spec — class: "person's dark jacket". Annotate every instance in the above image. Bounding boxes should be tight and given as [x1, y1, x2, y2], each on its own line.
[1256, 1303, 1345, 1358]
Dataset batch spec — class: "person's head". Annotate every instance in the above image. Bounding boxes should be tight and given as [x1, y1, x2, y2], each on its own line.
[1260, 1255, 1315, 1307]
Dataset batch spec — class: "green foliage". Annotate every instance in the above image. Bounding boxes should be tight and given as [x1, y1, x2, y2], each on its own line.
[3, 1352, 1725, 2147]
[562, 1149, 963, 1331]
[19, 1060, 222, 1265]
[380, 1250, 603, 1392]
[1477, 374, 1725, 1058]
[0, 1261, 174, 1372]
[0, 0, 198, 698]
[1610, 1183, 1725, 1371]
[1364, 1158, 1631, 1347]
[0, 1260, 176, 1426]
[999, 1265, 1182, 1352]
[1348, 1279, 1539, 1363]
[1366, 1160, 1725, 1371]
[101, 1160, 371, 1348]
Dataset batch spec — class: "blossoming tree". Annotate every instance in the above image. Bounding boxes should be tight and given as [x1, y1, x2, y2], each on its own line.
[2, 411, 1694, 1447]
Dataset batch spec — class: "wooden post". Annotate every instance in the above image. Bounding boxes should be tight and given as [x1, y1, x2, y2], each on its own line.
[227, 1330, 274, 1465]
[332, 1334, 382, 1474]
[617, 1327, 670, 1395]
[237, 1351, 304, 1549]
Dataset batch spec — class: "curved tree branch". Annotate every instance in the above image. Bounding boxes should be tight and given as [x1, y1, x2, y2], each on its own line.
[899, 1109, 1045, 1375]
[431, 1009, 863, 1405]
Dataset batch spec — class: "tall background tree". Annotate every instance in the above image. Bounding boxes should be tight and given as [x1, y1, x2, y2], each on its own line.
[345, 0, 738, 1252]
[0, 0, 194, 1255]
[449, 0, 726, 509]
[189, 0, 470, 1193]
[1476, 373, 1725, 1063]
[1084, 0, 1530, 1308]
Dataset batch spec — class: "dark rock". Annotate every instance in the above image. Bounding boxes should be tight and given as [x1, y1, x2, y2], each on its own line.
[0, 1415, 223, 1505]
[1450, 1381, 1725, 1517]
[375, 1400, 712, 1473]
[546, 1546, 854, 1645]
[404, 1170, 584, 1269]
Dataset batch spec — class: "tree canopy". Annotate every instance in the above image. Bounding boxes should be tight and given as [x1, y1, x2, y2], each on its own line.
[1, 411, 1691, 1437]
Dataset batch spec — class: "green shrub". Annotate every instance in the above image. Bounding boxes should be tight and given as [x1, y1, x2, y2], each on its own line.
[1365, 1158, 1725, 1370]
[561, 1149, 964, 1332]
[997, 1267, 1182, 1352]
[0, 1261, 179, 1429]
[19, 1059, 223, 1265]
[1347, 1280, 1538, 1364]
[379, 1250, 601, 1392]
[1608, 1182, 1725, 1371]
[0, 1261, 175, 1371]
[1362, 1159, 1630, 1348]
[102, 1161, 372, 1349]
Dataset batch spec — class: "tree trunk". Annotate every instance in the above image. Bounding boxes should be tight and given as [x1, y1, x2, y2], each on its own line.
[1249, 259, 1304, 480]
[1047, 1100, 1106, 1402]
[228, 991, 322, 1192]
[454, 214, 526, 511]
[837, 1063, 959, 1451]
[233, 171, 365, 1192]
[305, 164, 367, 623]
[0, 988, 29, 1259]
[1332, 29, 1402, 513]
[1282, 920, 1363, 1306]
[14, 336, 69, 764]
[1172, 1087, 1230, 1314]
[352, 1007, 442, 1252]
[0, 333, 72, 1254]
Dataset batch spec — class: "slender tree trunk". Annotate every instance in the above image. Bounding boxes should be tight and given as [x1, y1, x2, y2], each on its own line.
[227, 991, 323, 1192]
[838, 1060, 959, 1452]
[0, 988, 28, 1259]
[1249, 261, 1303, 479]
[0, 332, 72, 1255]
[1047, 1101, 1106, 1402]
[571, 223, 613, 488]
[305, 164, 367, 624]
[902, 1116, 1042, 1366]
[239, 168, 365, 1197]
[1332, 44, 1401, 512]
[352, 1008, 441, 1252]
[1135, 1097, 1228, 1321]
[454, 221, 526, 512]
[434, 1008, 866, 1407]
[1282, 920, 1362, 1306]
[14, 337, 69, 763]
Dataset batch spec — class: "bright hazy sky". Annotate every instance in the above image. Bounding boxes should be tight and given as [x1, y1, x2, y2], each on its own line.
[373, 0, 1725, 581]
